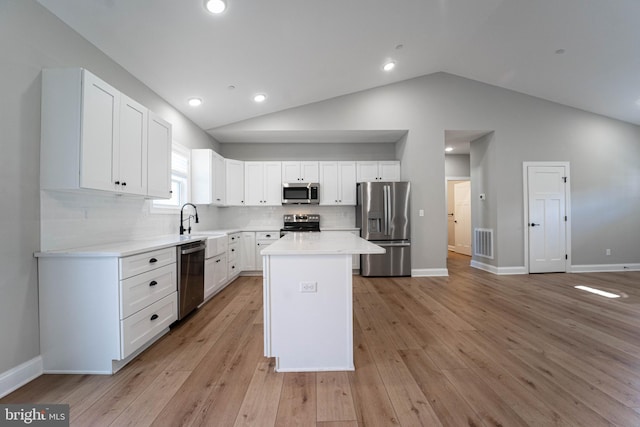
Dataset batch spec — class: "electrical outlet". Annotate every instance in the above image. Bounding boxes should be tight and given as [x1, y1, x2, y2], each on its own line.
[606, 249, 611, 256]
[419, 209, 424, 217]
[300, 281, 317, 293]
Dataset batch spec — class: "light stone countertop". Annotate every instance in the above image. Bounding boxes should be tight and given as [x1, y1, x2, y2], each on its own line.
[34, 234, 206, 258]
[261, 231, 384, 256]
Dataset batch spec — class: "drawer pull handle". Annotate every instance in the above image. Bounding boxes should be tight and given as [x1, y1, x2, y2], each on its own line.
[231, 248, 235, 252]
[216, 259, 221, 263]
[265, 234, 271, 238]
[150, 314, 159, 321]
[149, 258, 158, 263]
[149, 280, 158, 287]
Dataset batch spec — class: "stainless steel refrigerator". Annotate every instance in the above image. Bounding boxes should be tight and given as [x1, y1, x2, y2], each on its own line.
[356, 181, 411, 276]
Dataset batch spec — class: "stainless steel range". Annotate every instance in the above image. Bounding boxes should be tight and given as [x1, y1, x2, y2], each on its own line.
[280, 214, 321, 237]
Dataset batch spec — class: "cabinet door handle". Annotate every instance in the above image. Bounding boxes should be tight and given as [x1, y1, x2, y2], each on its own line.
[114, 181, 120, 185]
[150, 314, 159, 321]
[149, 258, 158, 264]
[149, 280, 158, 287]
[216, 259, 221, 263]
[122, 182, 127, 186]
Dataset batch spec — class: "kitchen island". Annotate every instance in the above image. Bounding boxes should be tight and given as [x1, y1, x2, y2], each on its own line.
[261, 231, 384, 372]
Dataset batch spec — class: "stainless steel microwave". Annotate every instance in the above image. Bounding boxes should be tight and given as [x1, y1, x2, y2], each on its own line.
[282, 183, 320, 204]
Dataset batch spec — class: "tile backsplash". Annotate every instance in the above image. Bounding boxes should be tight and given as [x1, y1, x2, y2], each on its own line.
[40, 191, 356, 251]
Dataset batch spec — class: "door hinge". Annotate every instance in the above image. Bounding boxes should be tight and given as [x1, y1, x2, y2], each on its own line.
[562, 176, 567, 183]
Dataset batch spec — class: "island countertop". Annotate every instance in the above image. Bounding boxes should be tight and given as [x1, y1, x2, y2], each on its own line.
[261, 231, 385, 256]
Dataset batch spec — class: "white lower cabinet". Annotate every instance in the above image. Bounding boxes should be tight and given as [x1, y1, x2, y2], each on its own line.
[240, 232, 256, 271]
[38, 247, 178, 374]
[255, 231, 280, 271]
[205, 253, 228, 299]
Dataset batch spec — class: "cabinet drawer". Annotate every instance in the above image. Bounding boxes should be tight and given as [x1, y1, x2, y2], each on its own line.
[120, 247, 175, 279]
[120, 292, 177, 359]
[228, 232, 241, 244]
[228, 241, 239, 262]
[228, 261, 239, 278]
[256, 231, 278, 241]
[120, 264, 176, 319]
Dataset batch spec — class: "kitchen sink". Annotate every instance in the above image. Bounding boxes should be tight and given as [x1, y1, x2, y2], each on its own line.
[194, 232, 228, 258]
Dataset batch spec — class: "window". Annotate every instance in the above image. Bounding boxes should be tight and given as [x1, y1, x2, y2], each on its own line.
[152, 143, 190, 212]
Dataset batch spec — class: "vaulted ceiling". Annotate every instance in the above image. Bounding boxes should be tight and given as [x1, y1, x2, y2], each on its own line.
[37, 0, 640, 135]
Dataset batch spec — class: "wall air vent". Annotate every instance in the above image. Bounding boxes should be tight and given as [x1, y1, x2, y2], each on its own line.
[474, 228, 494, 259]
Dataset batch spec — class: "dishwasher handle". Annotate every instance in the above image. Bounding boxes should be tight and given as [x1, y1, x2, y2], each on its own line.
[180, 244, 206, 255]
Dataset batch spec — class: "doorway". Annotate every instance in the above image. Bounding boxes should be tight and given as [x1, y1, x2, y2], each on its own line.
[523, 162, 571, 273]
[447, 179, 471, 255]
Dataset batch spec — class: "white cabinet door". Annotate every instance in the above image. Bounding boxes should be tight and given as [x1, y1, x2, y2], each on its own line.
[245, 162, 282, 206]
[338, 162, 357, 205]
[264, 162, 283, 205]
[349, 231, 360, 271]
[282, 161, 319, 183]
[117, 95, 148, 196]
[282, 161, 301, 183]
[192, 149, 225, 205]
[320, 161, 356, 205]
[244, 162, 264, 206]
[212, 151, 226, 205]
[379, 161, 401, 181]
[240, 232, 256, 270]
[205, 253, 228, 299]
[147, 112, 172, 199]
[80, 70, 120, 192]
[356, 161, 400, 182]
[225, 159, 245, 206]
[319, 161, 339, 205]
[356, 161, 379, 182]
[300, 161, 319, 182]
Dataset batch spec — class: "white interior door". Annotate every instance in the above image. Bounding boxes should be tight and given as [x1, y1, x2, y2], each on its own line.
[453, 181, 472, 256]
[528, 166, 567, 273]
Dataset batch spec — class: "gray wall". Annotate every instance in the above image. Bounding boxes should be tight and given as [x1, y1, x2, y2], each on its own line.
[221, 142, 395, 161]
[445, 154, 470, 177]
[0, 1, 217, 375]
[214, 73, 640, 271]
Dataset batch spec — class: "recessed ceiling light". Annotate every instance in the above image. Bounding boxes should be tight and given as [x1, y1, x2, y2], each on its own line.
[253, 94, 267, 103]
[574, 285, 620, 299]
[205, 0, 226, 14]
[445, 147, 454, 152]
[188, 97, 203, 107]
[383, 61, 396, 72]
[555, 48, 566, 55]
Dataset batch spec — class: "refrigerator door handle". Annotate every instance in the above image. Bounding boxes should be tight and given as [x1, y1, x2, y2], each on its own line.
[383, 185, 390, 235]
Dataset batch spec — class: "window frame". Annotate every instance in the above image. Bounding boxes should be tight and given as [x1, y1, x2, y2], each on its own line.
[150, 142, 191, 214]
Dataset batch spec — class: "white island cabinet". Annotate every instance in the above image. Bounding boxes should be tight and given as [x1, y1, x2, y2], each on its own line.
[261, 232, 384, 372]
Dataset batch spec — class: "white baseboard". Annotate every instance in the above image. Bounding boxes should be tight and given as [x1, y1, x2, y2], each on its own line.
[470, 260, 527, 275]
[0, 356, 43, 399]
[570, 263, 640, 273]
[412, 268, 449, 277]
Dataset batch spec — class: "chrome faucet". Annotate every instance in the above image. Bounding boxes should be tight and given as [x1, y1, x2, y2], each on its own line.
[179, 203, 199, 235]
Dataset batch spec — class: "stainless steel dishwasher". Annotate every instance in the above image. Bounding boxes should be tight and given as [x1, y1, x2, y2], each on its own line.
[177, 241, 206, 320]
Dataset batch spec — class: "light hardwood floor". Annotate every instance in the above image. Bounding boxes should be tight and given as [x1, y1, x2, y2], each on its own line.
[4, 253, 640, 426]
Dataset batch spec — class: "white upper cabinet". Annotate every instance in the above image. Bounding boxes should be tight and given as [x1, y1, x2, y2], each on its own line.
[225, 159, 245, 206]
[319, 161, 357, 205]
[245, 161, 282, 206]
[146, 112, 172, 199]
[282, 161, 319, 183]
[117, 95, 148, 195]
[191, 149, 226, 205]
[356, 160, 400, 182]
[40, 68, 172, 198]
